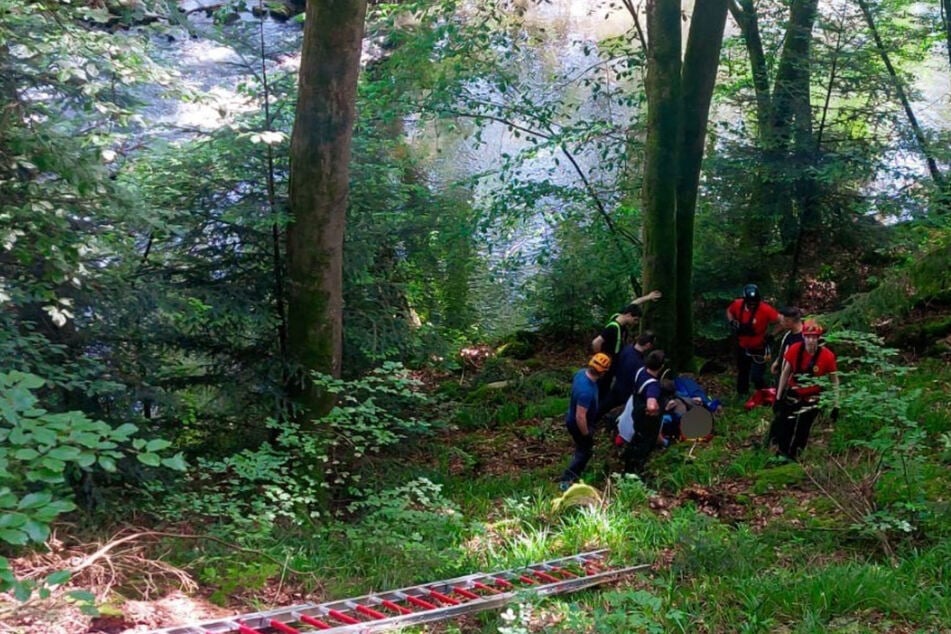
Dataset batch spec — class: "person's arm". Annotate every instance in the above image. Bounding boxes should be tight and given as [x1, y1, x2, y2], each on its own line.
[775, 360, 792, 401]
[575, 405, 590, 436]
[646, 397, 659, 415]
[591, 336, 603, 353]
[726, 305, 739, 331]
[633, 290, 662, 305]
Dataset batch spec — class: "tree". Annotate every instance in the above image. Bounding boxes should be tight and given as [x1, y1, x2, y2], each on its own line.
[287, 0, 368, 416]
[641, 0, 730, 367]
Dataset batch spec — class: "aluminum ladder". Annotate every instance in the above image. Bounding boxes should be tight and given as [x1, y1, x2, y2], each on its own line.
[145, 549, 646, 633]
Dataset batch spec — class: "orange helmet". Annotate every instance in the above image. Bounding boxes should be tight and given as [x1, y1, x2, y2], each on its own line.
[588, 353, 612, 373]
[802, 321, 824, 337]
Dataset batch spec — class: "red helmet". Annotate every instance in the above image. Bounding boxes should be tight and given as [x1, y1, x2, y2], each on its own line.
[802, 321, 824, 336]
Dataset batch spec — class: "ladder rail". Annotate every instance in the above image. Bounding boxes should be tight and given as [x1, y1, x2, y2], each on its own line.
[143, 550, 641, 634]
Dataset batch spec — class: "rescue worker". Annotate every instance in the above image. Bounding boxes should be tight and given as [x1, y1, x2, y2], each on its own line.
[771, 306, 804, 380]
[559, 353, 611, 490]
[769, 321, 840, 460]
[726, 283, 781, 396]
[601, 331, 656, 420]
[620, 350, 667, 474]
[592, 290, 661, 408]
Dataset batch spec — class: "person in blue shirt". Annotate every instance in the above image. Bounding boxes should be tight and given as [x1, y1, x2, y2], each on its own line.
[559, 353, 611, 490]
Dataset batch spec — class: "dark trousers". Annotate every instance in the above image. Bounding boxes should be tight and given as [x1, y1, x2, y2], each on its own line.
[736, 345, 767, 395]
[561, 420, 594, 483]
[768, 400, 820, 460]
[621, 410, 661, 474]
[596, 369, 615, 415]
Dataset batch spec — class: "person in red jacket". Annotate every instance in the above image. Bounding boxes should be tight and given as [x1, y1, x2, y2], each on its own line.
[768, 321, 840, 460]
[726, 284, 781, 396]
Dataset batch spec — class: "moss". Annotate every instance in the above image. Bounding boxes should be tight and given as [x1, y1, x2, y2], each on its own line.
[524, 396, 569, 419]
[753, 462, 806, 494]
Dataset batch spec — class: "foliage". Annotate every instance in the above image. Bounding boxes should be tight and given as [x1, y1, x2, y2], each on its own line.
[151, 363, 432, 538]
[0, 371, 184, 604]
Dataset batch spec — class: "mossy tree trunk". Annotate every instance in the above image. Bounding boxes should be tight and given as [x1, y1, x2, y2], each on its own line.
[674, 0, 730, 368]
[643, 0, 729, 369]
[287, 0, 368, 418]
[642, 0, 682, 356]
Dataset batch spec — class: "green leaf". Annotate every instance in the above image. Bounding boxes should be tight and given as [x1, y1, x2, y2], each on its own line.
[0, 528, 29, 546]
[24, 520, 50, 544]
[137, 453, 161, 467]
[45, 570, 70, 586]
[13, 448, 40, 460]
[13, 580, 32, 602]
[48, 446, 82, 461]
[160, 453, 188, 471]
[76, 453, 96, 468]
[98, 456, 117, 472]
[0, 513, 26, 529]
[145, 439, 172, 452]
[111, 423, 138, 439]
[18, 491, 53, 510]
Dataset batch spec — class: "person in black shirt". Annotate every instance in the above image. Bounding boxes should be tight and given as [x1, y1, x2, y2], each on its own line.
[771, 306, 804, 381]
[591, 291, 661, 409]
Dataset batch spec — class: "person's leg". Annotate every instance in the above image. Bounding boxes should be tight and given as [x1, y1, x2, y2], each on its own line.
[750, 349, 767, 390]
[624, 413, 662, 473]
[789, 408, 819, 460]
[736, 346, 751, 396]
[561, 422, 594, 483]
[771, 402, 797, 457]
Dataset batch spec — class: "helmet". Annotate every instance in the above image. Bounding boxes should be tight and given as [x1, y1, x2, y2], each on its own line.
[802, 320, 824, 336]
[588, 353, 612, 373]
[743, 284, 761, 303]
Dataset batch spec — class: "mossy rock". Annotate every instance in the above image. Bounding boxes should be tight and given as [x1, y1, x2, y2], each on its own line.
[497, 339, 535, 360]
[752, 462, 806, 494]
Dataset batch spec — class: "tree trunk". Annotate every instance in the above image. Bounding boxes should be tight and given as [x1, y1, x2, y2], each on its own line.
[287, 0, 368, 418]
[675, 0, 729, 369]
[642, 0, 682, 354]
[943, 0, 951, 69]
[857, 0, 946, 192]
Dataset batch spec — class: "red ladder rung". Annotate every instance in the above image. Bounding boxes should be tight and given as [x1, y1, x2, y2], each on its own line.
[298, 614, 333, 630]
[532, 570, 560, 583]
[405, 595, 438, 610]
[517, 575, 536, 584]
[473, 581, 501, 594]
[452, 586, 481, 600]
[428, 590, 460, 605]
[355, 604, 387, 620]
[549, 566, 578, 578]
[268, 619, 301, 634]
[237, 624, 262, 634]
[381, 599, 414, 615]
[327, 609, 360, 625]
[491, 577, 514, 589]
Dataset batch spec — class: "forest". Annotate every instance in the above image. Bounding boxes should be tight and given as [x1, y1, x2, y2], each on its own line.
[1, 0, 950, 631]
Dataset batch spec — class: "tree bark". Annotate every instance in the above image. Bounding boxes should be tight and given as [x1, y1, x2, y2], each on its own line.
[675, 0, 729, 369]
[287, 0, 368, 417]
[943, 0, 951, 69]
[642, 0, 682, 354]
[857, 0, 946, 192]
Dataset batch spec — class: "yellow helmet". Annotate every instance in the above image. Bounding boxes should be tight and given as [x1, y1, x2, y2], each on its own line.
[588, 353, 612, 373]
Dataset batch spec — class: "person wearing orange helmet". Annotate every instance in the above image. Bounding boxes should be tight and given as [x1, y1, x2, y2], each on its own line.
[769, 320, 840, 460]
[559, 353, 611, 490]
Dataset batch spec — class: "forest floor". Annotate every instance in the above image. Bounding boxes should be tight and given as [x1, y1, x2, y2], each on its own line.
[6, 342, 951, 633]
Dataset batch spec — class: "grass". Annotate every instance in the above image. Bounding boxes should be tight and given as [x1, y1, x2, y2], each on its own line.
[140, 347, 951, 633]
